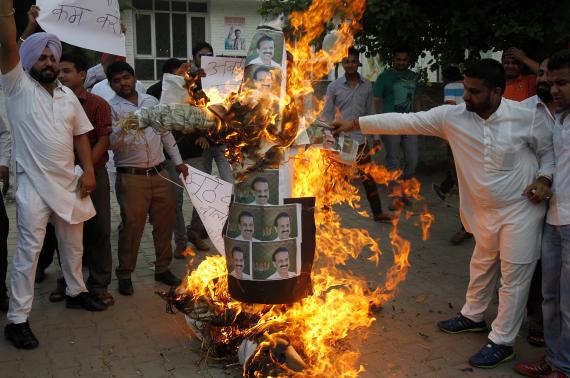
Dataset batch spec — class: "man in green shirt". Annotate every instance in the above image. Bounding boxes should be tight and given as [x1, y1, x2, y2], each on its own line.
[373, 46, 419, 209]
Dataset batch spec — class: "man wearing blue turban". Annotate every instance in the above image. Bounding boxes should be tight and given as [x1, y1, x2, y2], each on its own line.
[0, 1, 107, 350]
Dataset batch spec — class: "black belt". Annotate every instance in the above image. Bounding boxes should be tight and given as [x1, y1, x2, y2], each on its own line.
[116, 163, 165, 176]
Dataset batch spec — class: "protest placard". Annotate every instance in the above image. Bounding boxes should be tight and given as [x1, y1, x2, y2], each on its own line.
[200, 56, 244, 100]
[37, 0, 126, 56]
[180, 166, 233, 256]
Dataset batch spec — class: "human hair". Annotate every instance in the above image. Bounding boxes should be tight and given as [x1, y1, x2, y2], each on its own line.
[192, 42, 213, 59]
[232, 246, 243, 257]
[346, 46, 359, 60]
[106, 61, 135, 82]
[59, 53, 89, 73]
[464, 59, 506, 93]
[252, 66, 271, 80]
[442, 66, 462, 82]
[238, 211, 254, 224]
[235, 29, 241, 34]
[274, 212, 290, 227]
[272, 247, 289, 262]
[162, 58, 183, 75]
[251, 176, 269, 190]
[256, 35, 274, 49]
[394, 46, 411, 55]
[547, 49, 570, 71]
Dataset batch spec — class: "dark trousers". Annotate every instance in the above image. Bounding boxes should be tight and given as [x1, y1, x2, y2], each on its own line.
[38, 167, 112, 292]
[0, 191, 8, 296]
[527, 259, 543, 331]
[440, 146, 457, 194]
[84, 166, 112, 292]
[358, 144, 384, 215]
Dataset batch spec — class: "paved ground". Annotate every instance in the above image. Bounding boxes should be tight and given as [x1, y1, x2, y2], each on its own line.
[0, 172, 544, 377]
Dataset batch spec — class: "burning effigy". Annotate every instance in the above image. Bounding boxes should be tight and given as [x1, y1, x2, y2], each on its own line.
[120, 1, 434, 376]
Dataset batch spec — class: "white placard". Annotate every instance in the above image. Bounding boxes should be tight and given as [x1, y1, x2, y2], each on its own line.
[181, 165, 233, 256]
[200, 56, 244, 100]
[37, 0, 126, 56]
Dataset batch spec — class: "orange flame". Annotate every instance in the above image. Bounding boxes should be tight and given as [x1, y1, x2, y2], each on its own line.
[174, 1, 435, 376]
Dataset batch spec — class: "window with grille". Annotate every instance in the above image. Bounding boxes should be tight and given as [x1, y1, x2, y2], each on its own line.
[133, 0, 208, 80]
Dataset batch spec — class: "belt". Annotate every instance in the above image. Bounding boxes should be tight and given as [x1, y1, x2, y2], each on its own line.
[116, 163, 165, 176]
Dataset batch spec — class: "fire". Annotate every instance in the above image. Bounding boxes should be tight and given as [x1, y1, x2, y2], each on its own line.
[169, 1, 436, 376]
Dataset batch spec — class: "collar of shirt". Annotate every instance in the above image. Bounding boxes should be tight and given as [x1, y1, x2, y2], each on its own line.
[76, 86, 88, 102]
[342, 73, 364, 86]
[471, 99, 505, 124]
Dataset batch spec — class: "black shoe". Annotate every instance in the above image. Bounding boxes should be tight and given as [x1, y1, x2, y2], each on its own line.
[4, 321, 39, 349]
[49, 277, 67, 303]
[118, 278, 134, 296]
[66, 292, 107, 311]
[155, 270, 182, 286]
[432, 183, 446, 201]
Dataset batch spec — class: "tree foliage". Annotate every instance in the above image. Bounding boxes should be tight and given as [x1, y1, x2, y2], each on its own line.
[260, 0, 570, 69]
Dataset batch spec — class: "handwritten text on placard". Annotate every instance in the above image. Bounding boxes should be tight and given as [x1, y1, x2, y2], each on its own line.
[200, 56, 245, 100]
[37, 0, 126, 56]
[181, 165, 233, 256]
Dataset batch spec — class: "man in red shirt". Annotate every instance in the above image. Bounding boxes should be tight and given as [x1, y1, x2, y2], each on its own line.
[50, 54, 114, 306]
[502, 47, 539, 101]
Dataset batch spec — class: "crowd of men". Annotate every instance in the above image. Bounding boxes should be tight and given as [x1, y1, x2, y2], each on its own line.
[0, 1, 568, 376]
[333, 47, 570, 375]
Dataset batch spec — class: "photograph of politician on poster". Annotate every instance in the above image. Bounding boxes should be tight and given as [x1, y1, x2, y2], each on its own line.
[234, 169, 279, 206]
[251, 239, 299, 280]
[258, 204, 300, 242]
[224, 237, 251, 280]
[225, 203, 263, 242]
[242, 64, 282, 96]
[245, 30, 284, 69]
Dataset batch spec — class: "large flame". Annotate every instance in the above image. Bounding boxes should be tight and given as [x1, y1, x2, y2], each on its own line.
[174, 1, 435, 376]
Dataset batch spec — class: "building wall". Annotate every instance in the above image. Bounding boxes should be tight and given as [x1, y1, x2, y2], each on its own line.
[209, 0, 262, 57]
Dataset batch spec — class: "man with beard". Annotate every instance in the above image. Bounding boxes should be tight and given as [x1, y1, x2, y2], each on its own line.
[333, 59, 554, 368]
[229, 247, 251, 280]
[273, 213, 291, 241]
[518, 57, 557, 349]
[515, 49, 570, 378]
[502, 47, 539, 101]
[249, 177, 271, 205]
[267, 247, 296, 280]
[107, 61, 187, 296]
[0, 3, 107, 348]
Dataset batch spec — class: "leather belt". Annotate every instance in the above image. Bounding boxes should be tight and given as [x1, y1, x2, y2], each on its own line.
[116, 163, 165, 176]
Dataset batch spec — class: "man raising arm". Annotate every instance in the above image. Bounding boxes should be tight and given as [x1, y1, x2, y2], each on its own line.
[334, 59, 553, 369]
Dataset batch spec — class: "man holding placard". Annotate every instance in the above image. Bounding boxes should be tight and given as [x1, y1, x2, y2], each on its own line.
[0, 0, 107, 349]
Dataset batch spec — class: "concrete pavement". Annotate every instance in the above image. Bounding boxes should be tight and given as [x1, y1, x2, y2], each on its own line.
[0, 174, 543, 377]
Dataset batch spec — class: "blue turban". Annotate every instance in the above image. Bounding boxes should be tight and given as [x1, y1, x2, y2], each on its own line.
[19, 32, 62, 72]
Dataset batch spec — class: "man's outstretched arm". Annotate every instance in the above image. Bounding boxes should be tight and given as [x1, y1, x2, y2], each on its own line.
[0, 0, 20, 74]
[332, 106, 448, 139]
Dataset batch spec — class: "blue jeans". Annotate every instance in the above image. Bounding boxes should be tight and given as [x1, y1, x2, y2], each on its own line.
[542, 222, 570, 373]
[381, 135, 418, 180]
[202, 145, 234, 183]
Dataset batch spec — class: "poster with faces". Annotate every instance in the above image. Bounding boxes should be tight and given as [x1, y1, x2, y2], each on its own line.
[225, 202, 302, 281]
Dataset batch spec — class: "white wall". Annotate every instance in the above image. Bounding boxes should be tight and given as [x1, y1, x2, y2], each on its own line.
[208, 0, 262, 57]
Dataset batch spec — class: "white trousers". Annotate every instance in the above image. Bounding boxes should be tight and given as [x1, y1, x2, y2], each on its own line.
[7, 173, 87, 324]
[461, 243, 537, 346]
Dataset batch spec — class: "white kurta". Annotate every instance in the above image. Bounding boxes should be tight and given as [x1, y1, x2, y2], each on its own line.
[1, 63, 95, 224]
[359, 99, 554, 263]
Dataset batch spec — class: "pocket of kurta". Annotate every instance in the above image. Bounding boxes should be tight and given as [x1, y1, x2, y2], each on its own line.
[491, 149, 516, 171]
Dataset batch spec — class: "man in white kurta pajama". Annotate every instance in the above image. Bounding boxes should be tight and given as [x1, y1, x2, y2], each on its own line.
[0, 7, 107, 348]
[334, 59, 554, 368]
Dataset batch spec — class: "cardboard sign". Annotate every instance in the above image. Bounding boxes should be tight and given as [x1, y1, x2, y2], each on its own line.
[181, 165, 233, 256]
[37, 0, 126, 56]
[200, 56, 244, 100]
